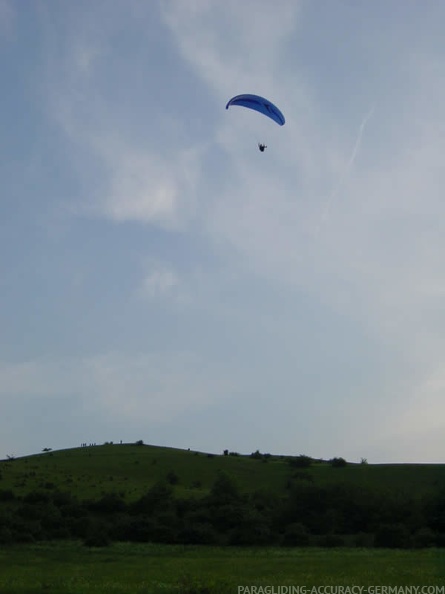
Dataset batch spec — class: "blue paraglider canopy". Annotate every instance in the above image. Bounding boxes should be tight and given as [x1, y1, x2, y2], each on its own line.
[226, 94, 285, 126]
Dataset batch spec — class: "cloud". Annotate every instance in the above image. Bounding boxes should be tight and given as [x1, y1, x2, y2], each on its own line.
[41, 3, 203, 229]
[141, 263, 180, 299]
[0, 351, 231, 424]
[161, 0, 300, 94]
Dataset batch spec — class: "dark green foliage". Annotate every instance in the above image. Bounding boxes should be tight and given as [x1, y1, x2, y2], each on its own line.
[0, 489, 15, 501]
[83, 521, 111, 547]
[250, 450, 271, 462]
[114, 516, 155, 542]
[318, 534, 346, 547]
[282, 522, 310, 546]
[374, 523, 411, 548]
[130, 481, 174, 516]
[91, 492, 126, 514]
[23, 490, 51, 504]
[0, 445, 444, 548]
[287, 455, 312, 468]
[250, 450, 262, 460]
[229, 507, 272, 545]
[179, 521, 218, 544]
[207, 472, 242, 506]
[330, 457, 348, 468]
[412, 527, 436, 548]
[425, 487, 445, 532]
[166, 470, 179, 485]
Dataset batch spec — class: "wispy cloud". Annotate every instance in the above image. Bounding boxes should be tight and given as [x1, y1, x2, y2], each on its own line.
[318, 105, 375, 231]
[86, 141, 200, 228]
[141, 263, 180, 299]
[0, 351, 231, 421]
[161, 0, 300, 95]
[41, 4, 203, 229]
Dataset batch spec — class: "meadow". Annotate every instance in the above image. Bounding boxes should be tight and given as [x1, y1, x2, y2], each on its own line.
[0, 542, 444, 594]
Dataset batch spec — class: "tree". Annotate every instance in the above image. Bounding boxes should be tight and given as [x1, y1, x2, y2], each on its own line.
[282, 522, 310, 546]
[374, 523, 410, 548]
[208, 472, 242, 506]
[287, 455, 312, 468]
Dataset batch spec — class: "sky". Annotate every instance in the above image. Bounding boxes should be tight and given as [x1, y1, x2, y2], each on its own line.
[1, 0, 445, 463]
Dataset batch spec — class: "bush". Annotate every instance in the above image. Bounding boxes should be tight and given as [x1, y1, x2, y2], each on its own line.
[354, 532, 374, 547]
[287, 455, 312, 468]
[92, 492, 126, 514]
[0, 489, 15, 501]
[166, 471, 179, 485]
[250, 450, 262, 460]
[412, 527, 436, 548]
[282, 522, 310, 546]
[179, 522, 218, 545]
[83, 531, 111, 547]
[23, 491, 50, 504]
[318, 534, 346, 547]
[374, 523, 411, 548]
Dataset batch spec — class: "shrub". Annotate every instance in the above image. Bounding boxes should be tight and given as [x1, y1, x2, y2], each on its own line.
[318, 534, 346, 547]
[282, 522, 310, 547]
[287, 455, 312, 468]
[179, 522, 218, 545]
[83, 529, 111, 547]
[374, 523, 411, 548]
[412, 527, 436, 548]
[0, 489, 15, 501]
[166, 471, 179, 485]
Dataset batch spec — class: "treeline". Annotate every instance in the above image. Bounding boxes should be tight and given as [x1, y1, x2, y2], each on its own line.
[0, 472, 444, 548]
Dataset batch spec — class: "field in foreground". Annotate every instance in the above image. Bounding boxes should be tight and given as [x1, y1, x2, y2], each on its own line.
[0, 543, 444, 594]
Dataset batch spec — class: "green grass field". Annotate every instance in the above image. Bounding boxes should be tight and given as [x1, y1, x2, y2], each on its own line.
[1, 444, 445, 502]
[0, 543, 444, 594]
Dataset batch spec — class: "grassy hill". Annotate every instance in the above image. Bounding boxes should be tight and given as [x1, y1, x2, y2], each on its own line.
[1, 443, 444, 502]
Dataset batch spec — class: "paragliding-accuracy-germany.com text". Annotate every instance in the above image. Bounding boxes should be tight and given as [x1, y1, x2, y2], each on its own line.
[238, 585, 445, 594]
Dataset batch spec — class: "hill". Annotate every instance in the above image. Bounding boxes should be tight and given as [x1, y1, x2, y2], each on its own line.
[1, 443, 444, 502]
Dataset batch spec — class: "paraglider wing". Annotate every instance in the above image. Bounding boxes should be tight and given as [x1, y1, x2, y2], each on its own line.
[226, 94, 285, 126]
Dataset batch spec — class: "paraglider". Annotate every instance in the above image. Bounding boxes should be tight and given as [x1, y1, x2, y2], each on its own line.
[226, 94, 285, 151]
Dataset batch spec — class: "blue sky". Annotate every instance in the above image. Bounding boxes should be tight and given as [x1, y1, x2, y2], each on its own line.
[1, 0, 445, 463]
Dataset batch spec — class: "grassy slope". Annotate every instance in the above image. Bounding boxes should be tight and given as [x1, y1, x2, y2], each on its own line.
[1, 444, 444, 501]
[0, 542, 444, 592]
